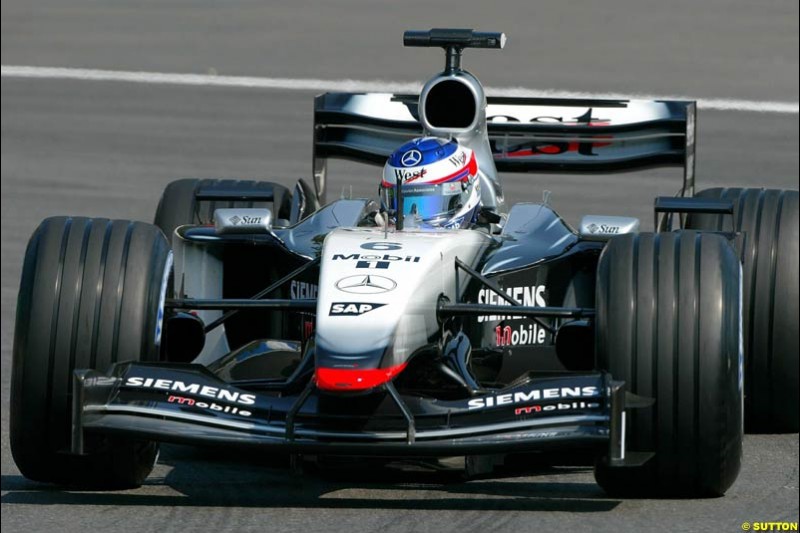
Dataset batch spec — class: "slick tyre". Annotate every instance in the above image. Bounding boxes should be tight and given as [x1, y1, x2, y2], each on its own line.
[594, 232, 743, 497]
[154, 178, 292, 242]
[10, 217, 171, 488]
[686, 188, 799, 433]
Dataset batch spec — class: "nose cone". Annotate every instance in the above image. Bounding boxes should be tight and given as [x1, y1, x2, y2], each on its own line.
[313, 227, 491, 393]
[314, 362, 408, 392]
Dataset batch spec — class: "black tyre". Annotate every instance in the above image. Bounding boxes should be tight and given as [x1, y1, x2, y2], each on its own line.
[594, 232, 742, 497]
[686, 188, 799, 433]
[154, 178, 292, 242]
[10, 217, 171, 488]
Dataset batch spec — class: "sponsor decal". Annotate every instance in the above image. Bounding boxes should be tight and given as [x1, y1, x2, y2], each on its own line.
[400, 149, 423, 167]
[448, 151, 467, 167]
[467, 386, 599, 410]
[125, 377, 257, 405]
[514, 401, 601, 416]
[168, 395, 252, 417]
[477, 285, 547, 323]
[228, 214, 262, 225]
[395, 168, 427, 182]
[587, 223, 619, 235]
[329, 302, 386, 316]
[335, 275, 396, 294]
[487, 109, 610, 126]
[487, 108, 611, 158]
[290, 280, 318, 299]
[495, 323, 547, 346]
[332, 253, 421, 266]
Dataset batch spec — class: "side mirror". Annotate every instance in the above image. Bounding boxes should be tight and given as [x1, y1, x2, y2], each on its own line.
[289, 178, 320, 225]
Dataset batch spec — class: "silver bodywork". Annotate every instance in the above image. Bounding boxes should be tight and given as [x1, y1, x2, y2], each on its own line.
[419, 71, 504, 212]
[316, 228, 491, 359]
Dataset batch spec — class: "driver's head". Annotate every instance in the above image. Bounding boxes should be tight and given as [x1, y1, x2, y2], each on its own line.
[379, 137, 480, 229]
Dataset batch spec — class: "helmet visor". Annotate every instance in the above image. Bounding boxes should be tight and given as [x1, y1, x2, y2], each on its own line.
[381, 181, 470, 224]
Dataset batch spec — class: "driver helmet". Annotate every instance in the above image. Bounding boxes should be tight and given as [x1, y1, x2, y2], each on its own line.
[380, 137, 480, 229]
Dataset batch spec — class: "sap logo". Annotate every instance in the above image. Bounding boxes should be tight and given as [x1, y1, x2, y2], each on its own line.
[329, 302, 386, 316]
[290, 281, 318, 299]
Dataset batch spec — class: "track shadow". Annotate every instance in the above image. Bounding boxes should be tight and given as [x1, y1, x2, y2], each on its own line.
[1, 445, 621, 512]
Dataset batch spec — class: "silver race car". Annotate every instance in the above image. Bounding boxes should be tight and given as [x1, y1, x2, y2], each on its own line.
[11, 29, 798, 497]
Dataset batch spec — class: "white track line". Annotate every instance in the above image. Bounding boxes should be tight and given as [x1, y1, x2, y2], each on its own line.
[2, 65, 797, 114]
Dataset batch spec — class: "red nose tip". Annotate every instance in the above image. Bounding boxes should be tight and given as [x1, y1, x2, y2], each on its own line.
[314, 363, 408, 391]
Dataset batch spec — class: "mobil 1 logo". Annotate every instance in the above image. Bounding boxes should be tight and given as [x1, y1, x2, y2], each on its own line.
[333, 241, 420, 270]
[329, 302, 386, 316]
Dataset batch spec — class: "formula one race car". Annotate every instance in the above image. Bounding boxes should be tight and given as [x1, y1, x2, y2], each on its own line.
[11, 29, 798, 497]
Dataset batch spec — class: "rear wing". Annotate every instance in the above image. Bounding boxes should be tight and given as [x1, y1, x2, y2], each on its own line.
[312, 93, 696, 203]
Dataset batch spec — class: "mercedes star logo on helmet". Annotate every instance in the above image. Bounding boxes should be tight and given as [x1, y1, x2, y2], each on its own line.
[335, 275, 397, 294]
[400, 149, 423, 167]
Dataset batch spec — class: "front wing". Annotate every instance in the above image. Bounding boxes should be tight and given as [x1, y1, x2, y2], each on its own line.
[72, 362, 628, 458]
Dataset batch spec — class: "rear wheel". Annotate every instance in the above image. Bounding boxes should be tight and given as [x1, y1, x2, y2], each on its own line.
[154, 178, 293, 243]
[686, 187, 799, 432]
[10, 217, 171, 488]
[594, 232, 742, 497]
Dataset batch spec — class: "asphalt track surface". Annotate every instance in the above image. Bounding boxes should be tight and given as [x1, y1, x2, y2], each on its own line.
[2, 1, 798, 531]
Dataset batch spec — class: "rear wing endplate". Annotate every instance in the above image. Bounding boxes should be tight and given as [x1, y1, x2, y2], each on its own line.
[313, 93, 696, 204]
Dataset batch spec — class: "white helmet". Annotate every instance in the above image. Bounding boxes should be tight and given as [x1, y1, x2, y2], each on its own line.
[379, 137, 481, 229]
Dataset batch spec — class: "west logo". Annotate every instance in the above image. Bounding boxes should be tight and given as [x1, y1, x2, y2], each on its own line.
[448, 152, 466, 166]
[394, 168, 427, 181]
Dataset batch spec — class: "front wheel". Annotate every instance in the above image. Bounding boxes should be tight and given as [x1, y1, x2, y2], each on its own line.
[10, 217, 171, 488]
[594, 232, 743, 497]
